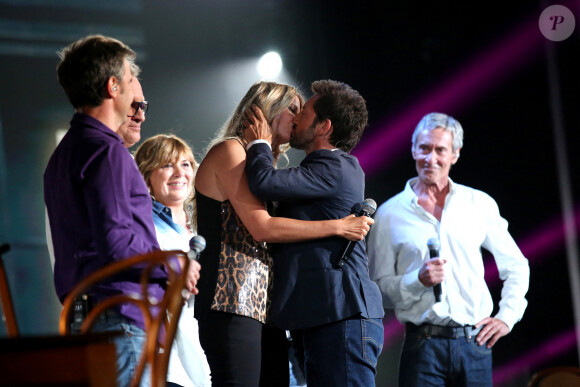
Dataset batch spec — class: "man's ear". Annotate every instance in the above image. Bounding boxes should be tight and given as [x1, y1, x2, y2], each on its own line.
[452, 148, 461, 164]
[317, 118, 333, 139]
[411, 146, 419, 160]
[107, 76, 119, 97]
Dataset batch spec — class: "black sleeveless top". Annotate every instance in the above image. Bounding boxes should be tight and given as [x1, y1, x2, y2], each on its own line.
[194, 190, 273, 323]
[193, 190, 222, 321]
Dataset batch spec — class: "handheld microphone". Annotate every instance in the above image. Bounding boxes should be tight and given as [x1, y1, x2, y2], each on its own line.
[188, 235, 206, 261]
[186, 235, 206, 307]
[427, 237, 442, 303]
[337, 198, 377, 268]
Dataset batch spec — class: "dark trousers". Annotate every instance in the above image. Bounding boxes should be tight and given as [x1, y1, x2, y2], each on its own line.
[399, 324, 492, 386]
[296, 316, 384, 387]
[198, 311, 288, 387]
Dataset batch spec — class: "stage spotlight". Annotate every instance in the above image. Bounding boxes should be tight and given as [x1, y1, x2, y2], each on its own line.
[257, 51, 282, 79]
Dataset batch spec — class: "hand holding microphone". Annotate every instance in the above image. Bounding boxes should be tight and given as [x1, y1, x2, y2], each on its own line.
[421, 237, 445, 303]
[337, 198, 376, 268]
[185, 235, 205, 298]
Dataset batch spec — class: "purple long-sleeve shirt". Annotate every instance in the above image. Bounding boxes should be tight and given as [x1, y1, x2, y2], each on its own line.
[44, 113, 163, 329]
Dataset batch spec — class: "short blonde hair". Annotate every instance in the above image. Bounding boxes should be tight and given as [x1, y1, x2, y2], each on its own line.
[134, 134, 198, 231]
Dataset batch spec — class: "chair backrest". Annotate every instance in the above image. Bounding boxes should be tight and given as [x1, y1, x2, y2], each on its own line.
[59, 249, 192, 387]
[0, 244, 18, 337]
[528, 366, 580, 387]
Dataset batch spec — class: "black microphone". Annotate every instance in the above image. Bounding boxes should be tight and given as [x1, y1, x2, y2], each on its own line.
[186, 235, 206, 307]
[188, 235, 206, 261]
[427, 237, 442, 303]
[337, 198, 377, 268]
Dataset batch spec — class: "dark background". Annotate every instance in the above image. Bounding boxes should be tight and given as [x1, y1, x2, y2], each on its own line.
[0, 1, 579, 385]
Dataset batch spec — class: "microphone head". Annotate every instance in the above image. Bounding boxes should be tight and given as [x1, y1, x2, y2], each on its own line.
[361, 198, 377, 216]
[189, 235, 206, 254]
[427, 237, 440, 250]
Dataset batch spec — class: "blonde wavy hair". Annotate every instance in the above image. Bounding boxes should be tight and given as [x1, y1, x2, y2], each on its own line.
[205, 80, 304, 163]
[134, 134, 198, 232]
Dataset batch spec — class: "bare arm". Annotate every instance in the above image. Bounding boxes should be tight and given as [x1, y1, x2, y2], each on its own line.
[195, 139, 372, 243]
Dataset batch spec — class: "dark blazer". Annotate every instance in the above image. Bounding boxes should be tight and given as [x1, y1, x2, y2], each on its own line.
[246, 143, 384, 330]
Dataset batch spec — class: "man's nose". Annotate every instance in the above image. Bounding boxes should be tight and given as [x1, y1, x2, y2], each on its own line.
[133, 109, 145, 122]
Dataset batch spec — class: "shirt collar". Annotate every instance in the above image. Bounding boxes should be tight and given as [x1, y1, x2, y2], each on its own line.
[71, 112, 123, 144]
[152, 199, 170, 215]
[405, 176, 456, 202]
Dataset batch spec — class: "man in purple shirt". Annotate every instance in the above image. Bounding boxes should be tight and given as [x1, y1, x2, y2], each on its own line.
[44, 34, 199, 386]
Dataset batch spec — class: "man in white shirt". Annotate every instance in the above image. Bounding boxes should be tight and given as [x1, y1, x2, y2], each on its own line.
[367, 112, 529, 387]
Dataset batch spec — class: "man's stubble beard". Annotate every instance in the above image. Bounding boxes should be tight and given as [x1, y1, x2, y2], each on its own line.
[289, 124, 316, 150]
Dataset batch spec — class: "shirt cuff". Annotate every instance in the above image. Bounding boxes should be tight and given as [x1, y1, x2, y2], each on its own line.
[402, 268, 428, 293]
[246, 139, 272, 151]
[495, 305, 524, 331]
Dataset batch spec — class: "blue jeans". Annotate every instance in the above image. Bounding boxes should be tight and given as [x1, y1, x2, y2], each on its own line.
[92, 314, 150, 387]
[399, 330, 492, 387]
[299, 316, 384, 387]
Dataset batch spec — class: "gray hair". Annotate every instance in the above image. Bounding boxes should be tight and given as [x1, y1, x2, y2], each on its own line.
[411, 112, 463, 156]
[130, 61, 141, 77]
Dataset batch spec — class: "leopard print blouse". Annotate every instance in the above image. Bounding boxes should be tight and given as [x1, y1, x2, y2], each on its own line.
[210, 200, 273, 323]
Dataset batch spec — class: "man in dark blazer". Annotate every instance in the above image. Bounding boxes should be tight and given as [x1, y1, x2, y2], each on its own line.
[244, 80, 385, 386]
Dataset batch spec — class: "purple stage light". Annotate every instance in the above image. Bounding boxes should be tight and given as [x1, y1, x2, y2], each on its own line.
[484, 204, 580, 285]
[493, 328, 577, 386]
[382, 315, 404, 349]
[353, 14, 543, 176]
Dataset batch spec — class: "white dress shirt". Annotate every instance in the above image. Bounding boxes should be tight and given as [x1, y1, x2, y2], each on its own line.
[368, 177, 529, 330]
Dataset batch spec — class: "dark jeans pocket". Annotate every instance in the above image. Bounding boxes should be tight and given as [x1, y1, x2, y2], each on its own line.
[362, 318, 384, 367]
[470, 337, 493, 355]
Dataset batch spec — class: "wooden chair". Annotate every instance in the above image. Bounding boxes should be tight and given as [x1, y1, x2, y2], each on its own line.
[528, 366, 580, 387]
[0, 243, 18, 337]
[59, 249, 193, 387]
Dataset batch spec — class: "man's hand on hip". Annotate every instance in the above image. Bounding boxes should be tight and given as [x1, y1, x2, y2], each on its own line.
[475, 317, 509, 348]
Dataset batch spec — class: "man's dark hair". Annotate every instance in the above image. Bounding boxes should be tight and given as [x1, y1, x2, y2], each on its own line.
[56, 34, 136, 109]
[311, 80, 368, 152]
